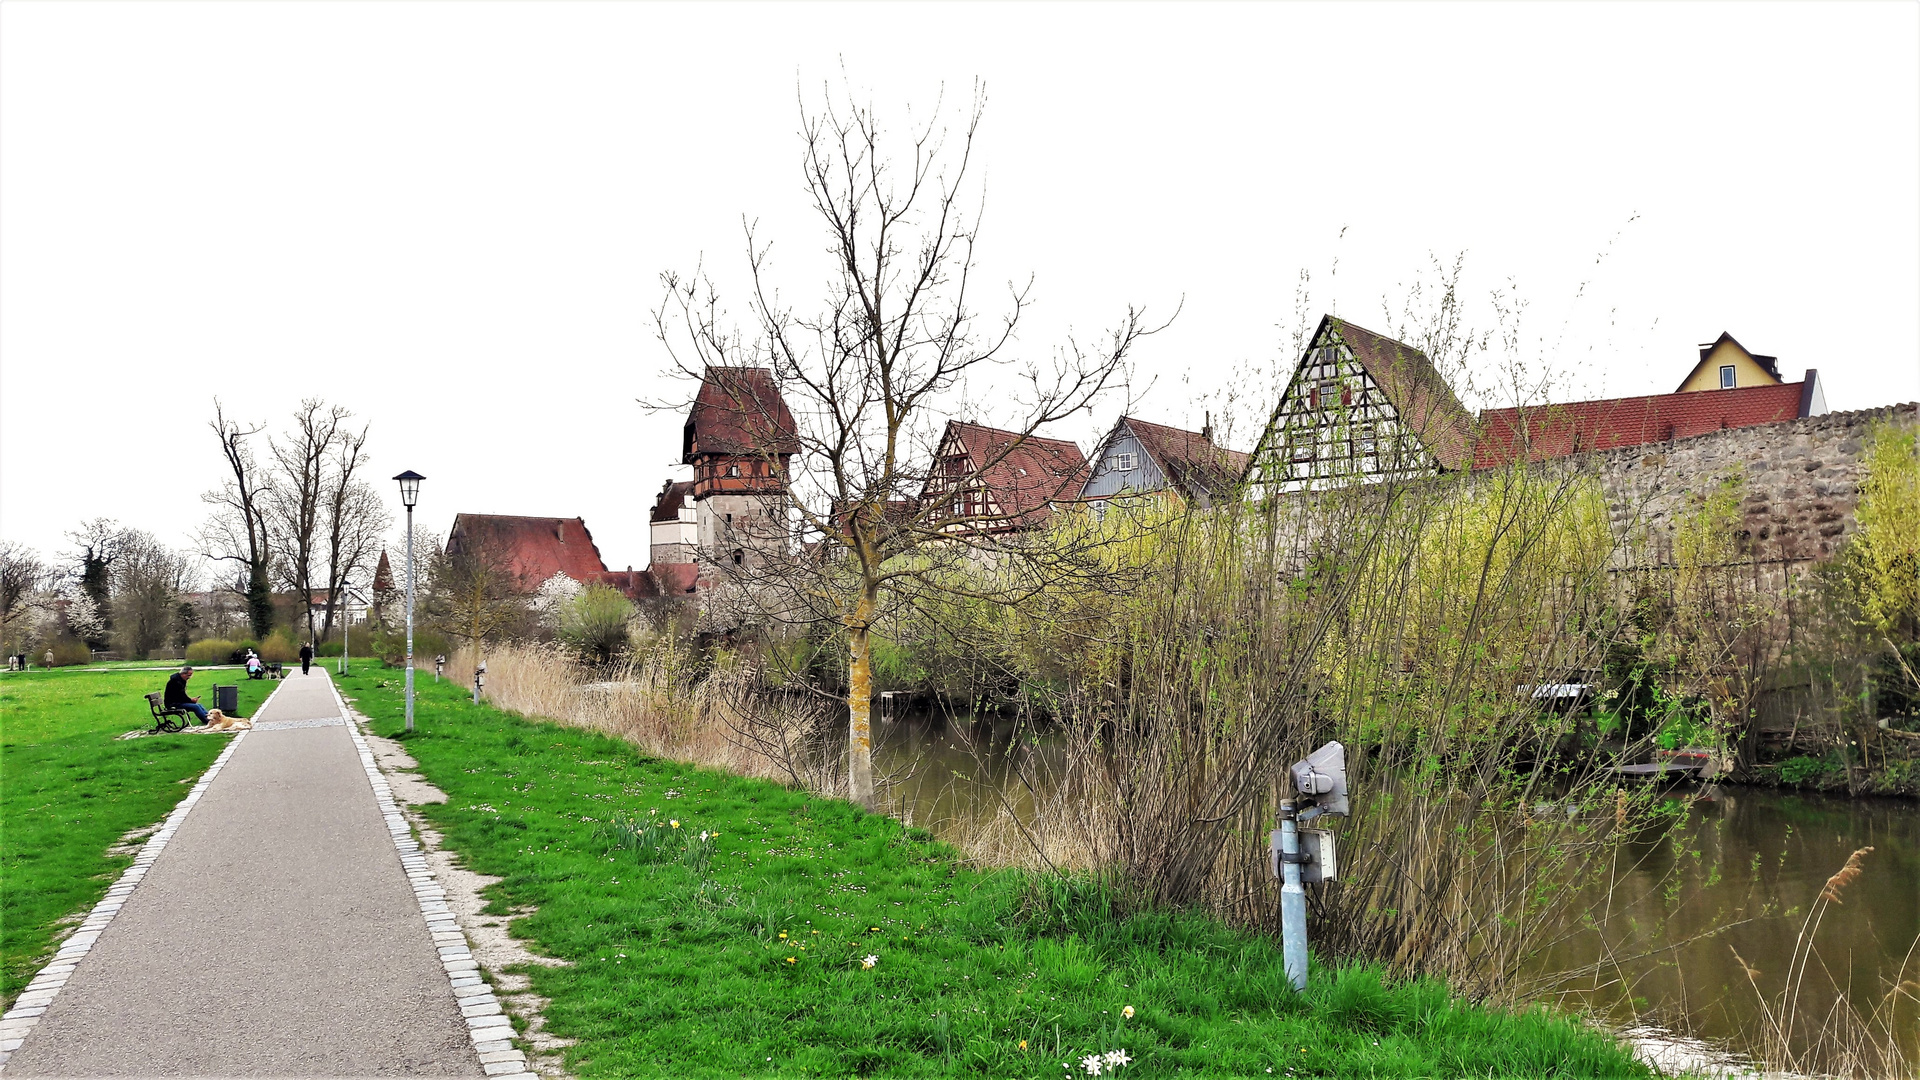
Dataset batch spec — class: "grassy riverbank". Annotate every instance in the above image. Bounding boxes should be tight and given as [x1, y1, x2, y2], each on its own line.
[0, 668, 275, 1006]
[336, 663, 1652, 1078]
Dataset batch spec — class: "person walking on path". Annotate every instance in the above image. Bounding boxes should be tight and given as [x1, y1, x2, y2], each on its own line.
[161, 665, 209, 724]
[299, 640, 315, 675]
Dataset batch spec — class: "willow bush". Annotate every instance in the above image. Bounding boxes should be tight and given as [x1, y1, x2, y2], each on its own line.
[882, 462, 1676, 1002]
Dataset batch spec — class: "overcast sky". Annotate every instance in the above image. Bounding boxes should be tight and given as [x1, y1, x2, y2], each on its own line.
[4, 2, 1916, 577]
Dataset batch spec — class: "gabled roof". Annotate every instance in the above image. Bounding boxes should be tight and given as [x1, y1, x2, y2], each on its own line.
[1679, 331, 1781, 390]
[682, 367, 800, 461]
[929, 421, 1087, 524]
[1321, 317, 1476, 469]
[1090, 416, 1248, 502]
[447, 514, 610, 587]
[649, 479, 696, 524]
[1474, 378, 1816, 466]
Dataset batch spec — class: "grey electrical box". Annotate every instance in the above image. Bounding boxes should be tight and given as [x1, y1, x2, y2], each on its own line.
[1269, 827, 1339, 883]
[1298, 828, 1337, 883]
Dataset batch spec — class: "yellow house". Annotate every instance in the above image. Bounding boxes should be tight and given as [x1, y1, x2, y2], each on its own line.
[1676, 332, 1784, 393]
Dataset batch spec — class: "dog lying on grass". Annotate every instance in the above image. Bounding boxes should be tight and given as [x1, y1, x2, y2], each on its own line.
[203, 709, 252, 732]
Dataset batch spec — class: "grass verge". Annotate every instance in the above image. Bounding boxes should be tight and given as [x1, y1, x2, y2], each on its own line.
[336, 662, 1651, 1079]
[0, 668, 276, 1006]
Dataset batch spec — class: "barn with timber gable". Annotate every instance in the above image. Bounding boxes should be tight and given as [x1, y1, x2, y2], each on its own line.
[921, 420, 1088, 535]
[1244, 316, 1475, 493]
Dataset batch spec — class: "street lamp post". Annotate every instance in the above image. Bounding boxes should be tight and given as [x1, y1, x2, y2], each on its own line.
[393, 470, 425, 732]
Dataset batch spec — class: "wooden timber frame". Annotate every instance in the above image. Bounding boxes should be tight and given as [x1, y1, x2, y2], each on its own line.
[1244, 316, 1474, 493]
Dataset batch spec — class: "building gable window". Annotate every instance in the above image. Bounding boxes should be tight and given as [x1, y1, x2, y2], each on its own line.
[1111, 451, 1137, 472]
[1719, 365, 1736, 389]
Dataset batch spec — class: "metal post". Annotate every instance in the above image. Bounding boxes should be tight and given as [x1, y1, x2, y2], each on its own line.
[340, 605, 350, 676]
[1279, 799, 1308, 991]
[404, 504, 415, 733]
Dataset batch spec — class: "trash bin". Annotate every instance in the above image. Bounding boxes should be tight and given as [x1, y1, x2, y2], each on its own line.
[214, 684, 239, 717]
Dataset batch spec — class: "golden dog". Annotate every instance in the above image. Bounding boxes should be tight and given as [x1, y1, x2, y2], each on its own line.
[203, 709, 252, 732]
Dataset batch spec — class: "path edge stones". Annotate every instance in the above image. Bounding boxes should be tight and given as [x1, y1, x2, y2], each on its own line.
[0, 730, 256, 1070]
[328, 678, 539, 1080]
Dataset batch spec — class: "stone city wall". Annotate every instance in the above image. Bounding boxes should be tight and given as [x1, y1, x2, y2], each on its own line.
[1589, 401, 1917, 569]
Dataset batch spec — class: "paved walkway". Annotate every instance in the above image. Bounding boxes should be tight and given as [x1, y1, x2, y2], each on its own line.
[4, 670, 489, 1077]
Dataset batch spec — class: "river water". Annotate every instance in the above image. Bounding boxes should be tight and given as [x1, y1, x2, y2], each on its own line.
[865, 711, 1919, 1070]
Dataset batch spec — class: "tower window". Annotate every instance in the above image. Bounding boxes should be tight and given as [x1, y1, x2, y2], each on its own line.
[732, 549, 744, 566]
[1719, 365, 1736, 389]
[727, 464, 741, 477]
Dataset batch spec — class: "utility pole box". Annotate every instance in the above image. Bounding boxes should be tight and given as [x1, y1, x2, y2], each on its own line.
[1270, 826, 1338, 883]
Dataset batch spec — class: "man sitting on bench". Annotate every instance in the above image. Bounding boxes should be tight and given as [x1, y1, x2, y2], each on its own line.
[163, 665, 210, 725]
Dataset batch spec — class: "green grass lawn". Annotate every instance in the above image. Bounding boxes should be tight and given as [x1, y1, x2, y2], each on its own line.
[336, 663, 1651, 1079]
[0, 668, 277, 1006]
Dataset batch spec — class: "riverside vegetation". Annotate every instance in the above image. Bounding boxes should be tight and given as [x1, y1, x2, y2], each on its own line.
[334, 661, 1653, 1078]
[0, 668, 276, 1007]
[401, 417, 1916, 1077]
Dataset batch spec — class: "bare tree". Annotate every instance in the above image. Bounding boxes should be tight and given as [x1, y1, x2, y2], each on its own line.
[269, 399, 350, 644]
[110, 530, 197, 660]
[201, 402, 276, 638]
[424, 531, 526, 663]
[656, 83, 1165, 807]
[317, 418, 388, 642]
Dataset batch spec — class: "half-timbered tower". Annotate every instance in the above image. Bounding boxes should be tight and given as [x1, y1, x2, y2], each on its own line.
[682, 367, 799, 568]
[1244, 316, 1474, 492]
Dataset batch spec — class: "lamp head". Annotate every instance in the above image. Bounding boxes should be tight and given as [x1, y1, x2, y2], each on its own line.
[393, 470, 425, 509]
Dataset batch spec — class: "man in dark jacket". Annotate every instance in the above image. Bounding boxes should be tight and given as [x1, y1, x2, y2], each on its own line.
[163, 666, 210, 724]
[299, 641, 315, 675]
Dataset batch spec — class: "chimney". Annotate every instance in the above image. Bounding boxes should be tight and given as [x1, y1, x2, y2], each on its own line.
[1201, 411, 1215, 445]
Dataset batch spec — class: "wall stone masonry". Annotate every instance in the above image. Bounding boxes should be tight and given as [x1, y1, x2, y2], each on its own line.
[1588, 402, 1917, 568]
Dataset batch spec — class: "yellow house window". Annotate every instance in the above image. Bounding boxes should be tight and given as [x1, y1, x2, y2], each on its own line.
[1719, 365, 1736, 389]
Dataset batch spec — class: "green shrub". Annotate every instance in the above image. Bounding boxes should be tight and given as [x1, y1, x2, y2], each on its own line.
[43, 637, 91, 667]
[258, 630, 299, 663]
[185, 638, 238, 664]
[1777, 754, 1838, 784]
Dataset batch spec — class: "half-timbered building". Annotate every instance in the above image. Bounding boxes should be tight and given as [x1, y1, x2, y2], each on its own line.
[921, 421, 1087, 534]
[1244, 316, 1474, 492]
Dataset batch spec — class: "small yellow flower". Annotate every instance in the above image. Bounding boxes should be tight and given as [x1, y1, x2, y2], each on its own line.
[1122, 1005, 1135, 1020]
[1019, 1040, 1028, 1050]
[778, 932, 788, 938]
[786, 957, 796, 964]
[670, 820, 680, 829]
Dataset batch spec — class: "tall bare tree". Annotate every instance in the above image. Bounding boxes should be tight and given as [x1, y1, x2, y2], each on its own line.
[269, 399, 350, 644]
[109, 530, 196, 660]
[201, 402, 276, 638]
[657, 83, 1164, 807]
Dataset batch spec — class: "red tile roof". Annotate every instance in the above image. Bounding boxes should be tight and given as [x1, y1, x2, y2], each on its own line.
[447, 514, 611, 588]
[1112, 416, 1249, 502]
[1474, 380, 1813, 467]
[649, 480, 695, 523]
[682, 367, 800, 460]
[926, 421, 1086, 528]
[1327, 318, 1476, 470]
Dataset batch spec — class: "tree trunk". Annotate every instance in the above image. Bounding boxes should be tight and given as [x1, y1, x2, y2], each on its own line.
[847, 611, 876, 809]
[247, 566, 274, 639]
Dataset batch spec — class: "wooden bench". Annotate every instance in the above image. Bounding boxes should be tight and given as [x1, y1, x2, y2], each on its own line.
[145, 692, 197, 733]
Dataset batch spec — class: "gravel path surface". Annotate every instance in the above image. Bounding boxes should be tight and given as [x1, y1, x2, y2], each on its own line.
[4, 670, 488, 1078]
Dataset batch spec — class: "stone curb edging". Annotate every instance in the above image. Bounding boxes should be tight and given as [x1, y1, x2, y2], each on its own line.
[0, 729, 253, 1071]
[328, 679, 538, 1080]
